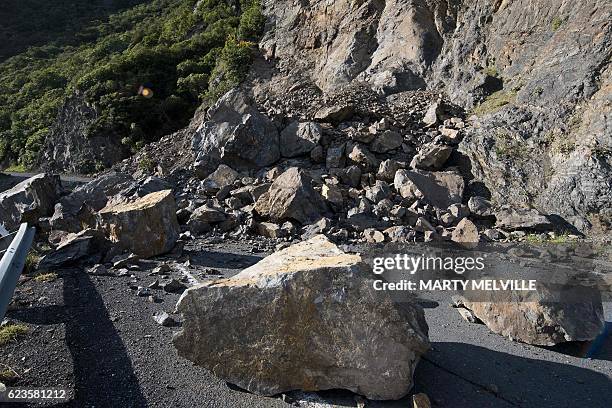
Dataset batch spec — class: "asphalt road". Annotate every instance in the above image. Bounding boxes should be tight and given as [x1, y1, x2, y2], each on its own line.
[1, 236, 610, 407]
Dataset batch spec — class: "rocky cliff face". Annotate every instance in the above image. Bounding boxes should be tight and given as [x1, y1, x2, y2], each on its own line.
[255, 0, 611, 231]
[39, 94, 128, 174]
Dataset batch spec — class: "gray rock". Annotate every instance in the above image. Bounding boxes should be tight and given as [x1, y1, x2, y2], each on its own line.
[348, 144, 378, 170]
[370, 131, 403, 153]
[314, 104, 355, 124]
[365, 180, 391, 203]
[173, 236, 429, 400]
[255, 167, 328, 224]
[394, 170, 464, 209]
[468, 196, 493, 218]
[339, 165, 362, 188]
[377, 159, 402, 181]
[410, 143, 453, 170]
[0, 173, 62, 231]
[161, 279, 188, 294]
[201, 165, 238, 194]
[191, 89, 280, 177]
[451, 218, 479, 249]
[39, 229, 108, 270]
[280, 121, 322, 158]
[50, 172, 136, 233]
[321, 184, 344, 206]
[326, 145, 346, 169]
[448, 203, 470, 220]
[455, 293, 604, 346]
[495, 207, 554, 231]
[137, 176, 173, 197]
[153, 311, 176, 327]
[364, 228, 385, 243]
[422, 101, 442, 127]
[256, 222, 284, 238]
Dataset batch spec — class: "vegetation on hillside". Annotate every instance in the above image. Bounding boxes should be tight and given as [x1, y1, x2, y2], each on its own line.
[0, 0, 265, 170]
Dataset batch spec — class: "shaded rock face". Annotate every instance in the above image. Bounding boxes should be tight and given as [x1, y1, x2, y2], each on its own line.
[260, 0, 444, 93]
[38, 94, 127, 174]
[173, 235, 429, 400]
[255, 167, 328, 224]
[0, 173, 61, 231]
[97, 189, 179, 258]
[191, 89, 280, 178]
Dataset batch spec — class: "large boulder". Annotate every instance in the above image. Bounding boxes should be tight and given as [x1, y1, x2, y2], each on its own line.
[0, 173, 62, 231]
[255, 167, 328, 224]
[173, 235, 429, 400]
[394, 169, 464, 208]
[495, 207, 554, 231]
[192, 89, 280, 177]
[455, 294, 604, 346]
[97, 190, 179, 258]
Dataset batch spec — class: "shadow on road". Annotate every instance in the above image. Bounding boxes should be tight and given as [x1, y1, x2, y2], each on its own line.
[543, 322, 612, 362]
[185, 249, 263, 270]
[9, 269, 146, 407]
[414, 342, 612, 408]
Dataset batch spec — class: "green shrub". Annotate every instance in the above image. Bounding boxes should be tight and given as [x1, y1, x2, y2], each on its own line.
[0, 0, 265, 168]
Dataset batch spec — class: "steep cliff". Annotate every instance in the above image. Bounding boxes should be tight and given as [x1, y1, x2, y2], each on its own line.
[252, 0, 611, 230]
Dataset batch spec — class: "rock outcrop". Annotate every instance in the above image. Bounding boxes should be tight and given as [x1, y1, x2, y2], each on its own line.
[174, 235, 429, 400]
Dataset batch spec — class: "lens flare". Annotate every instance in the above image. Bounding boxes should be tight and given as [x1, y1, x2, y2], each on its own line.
[138, 85, 154, 98]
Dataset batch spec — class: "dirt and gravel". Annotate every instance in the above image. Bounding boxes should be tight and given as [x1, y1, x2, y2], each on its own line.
[1, 235, 610, 408]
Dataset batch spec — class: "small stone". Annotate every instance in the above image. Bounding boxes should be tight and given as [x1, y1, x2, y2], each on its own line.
[87, 264, 107, 276]
[161, 279, 188, 294]
[370, 130, 403, 153]
[451, 218, 480, 249]
[415, 217, 436, 233]
[412, 393, 432, 408]
[468, 196, 493, 218]
[364, 228, 385, 243]
[153, 311, 175, 327]
[136, 287, 151, 297]
[448, 203, 470, 220]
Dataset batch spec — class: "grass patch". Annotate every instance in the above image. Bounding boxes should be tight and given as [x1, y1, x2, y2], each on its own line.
[34, 272, 58, 282]
[551, 16, 563, 31]
[23, 251, 40, 274]
[0, 324, 28, 347]
[525, 233, 575, 244]
[0, 366, 19, 384]
[473, 89, 517, 116]
[494, 130, 528, 159]
[3, 164, 27, 172]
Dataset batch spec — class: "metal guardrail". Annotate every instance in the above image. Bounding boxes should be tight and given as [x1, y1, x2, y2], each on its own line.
[0, 223, 35, 321]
